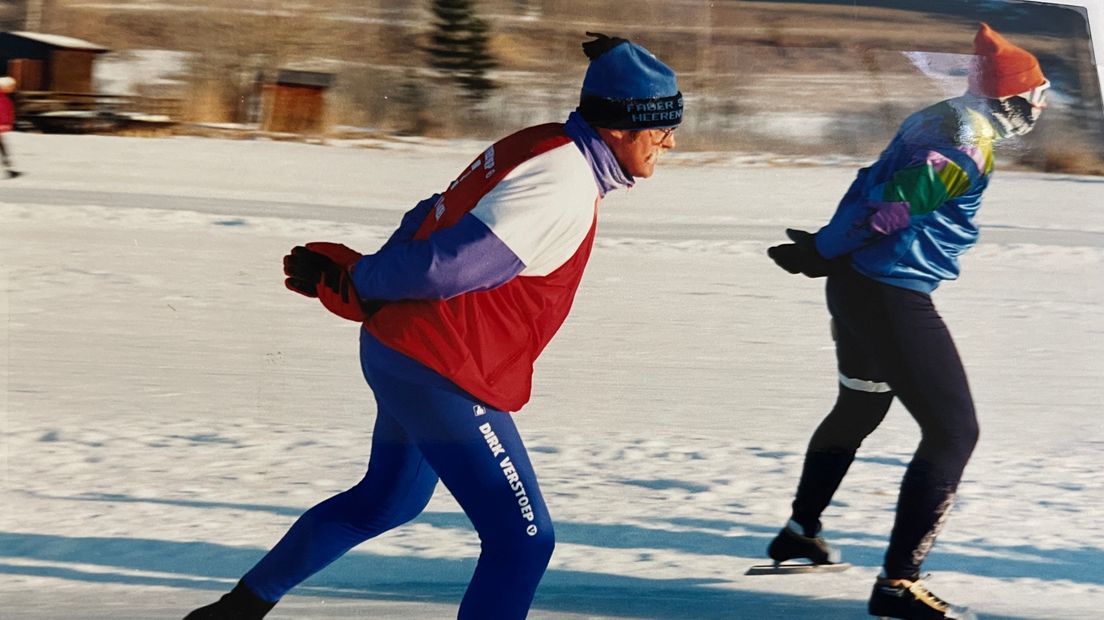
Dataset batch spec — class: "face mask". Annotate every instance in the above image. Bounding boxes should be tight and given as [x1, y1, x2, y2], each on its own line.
[989, 79, 1050, 137]
[990, 96, 1038, 136]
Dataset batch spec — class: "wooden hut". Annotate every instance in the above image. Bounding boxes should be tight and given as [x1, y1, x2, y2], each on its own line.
[261, 69, 335, 134]
[0, 31, 109, 93]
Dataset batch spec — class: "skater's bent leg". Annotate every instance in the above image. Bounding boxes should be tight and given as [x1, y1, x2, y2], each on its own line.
[791, 384, 893, 535]
[882, 409, 978, 578]
[402, 403, 554, 620]
[882, 458, 963, 579]
[441, 411, 554, 620]
[242, 407, 439, 602]
[877, 287, 979, 579]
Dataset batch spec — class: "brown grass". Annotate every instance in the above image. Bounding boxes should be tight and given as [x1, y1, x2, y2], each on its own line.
[26, 0, 1104, 174]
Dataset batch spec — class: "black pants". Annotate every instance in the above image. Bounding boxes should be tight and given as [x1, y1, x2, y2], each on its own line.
[790, 266, 979, 579]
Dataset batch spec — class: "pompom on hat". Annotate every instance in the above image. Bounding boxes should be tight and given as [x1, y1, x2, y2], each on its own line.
[577, 32, 682, 130]
[967, 22, 1046, 99]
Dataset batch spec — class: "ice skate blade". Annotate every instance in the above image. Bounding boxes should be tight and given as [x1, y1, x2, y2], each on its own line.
[745, 561, 851, 575]
[871, 609, 976, 620]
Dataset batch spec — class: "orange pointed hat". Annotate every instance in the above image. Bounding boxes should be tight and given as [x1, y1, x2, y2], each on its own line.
[968, 22, 1046, 98]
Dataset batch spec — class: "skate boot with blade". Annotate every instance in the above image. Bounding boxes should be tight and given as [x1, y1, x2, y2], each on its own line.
[747, 520, 849, 575]
[868, 576, 977, 620]
[183, 581, 275, 619]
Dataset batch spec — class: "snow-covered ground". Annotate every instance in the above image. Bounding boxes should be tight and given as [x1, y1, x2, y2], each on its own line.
[1, 132, 1102, 619]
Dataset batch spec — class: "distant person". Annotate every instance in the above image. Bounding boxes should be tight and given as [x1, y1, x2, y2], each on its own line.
[763, 23, 1047, 620]
[0, 76, 19, 178]
[184, 32, 682, 620]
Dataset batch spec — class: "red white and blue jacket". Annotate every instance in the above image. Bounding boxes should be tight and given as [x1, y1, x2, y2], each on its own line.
[351, 112, 632, 412]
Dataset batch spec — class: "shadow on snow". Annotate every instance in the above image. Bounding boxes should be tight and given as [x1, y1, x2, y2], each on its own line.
[1, 530, 864, 619]
[4, 491, 1095, 619]
[55, 491, 1104, 587]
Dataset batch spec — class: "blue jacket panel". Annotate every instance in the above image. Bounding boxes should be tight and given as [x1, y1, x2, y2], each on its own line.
[815, 97, 999, 293]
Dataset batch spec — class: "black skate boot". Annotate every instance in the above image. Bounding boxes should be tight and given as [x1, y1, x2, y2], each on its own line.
[868, 576, 977, 620]
[767, 519, 842, 565]
[184, 581, 275, 620]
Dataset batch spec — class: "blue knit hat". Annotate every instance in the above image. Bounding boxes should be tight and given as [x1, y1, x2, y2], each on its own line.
[578, 33, 683, 130]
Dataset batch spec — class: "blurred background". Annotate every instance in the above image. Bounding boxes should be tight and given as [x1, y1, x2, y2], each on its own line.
[0, 0, 1101, 174]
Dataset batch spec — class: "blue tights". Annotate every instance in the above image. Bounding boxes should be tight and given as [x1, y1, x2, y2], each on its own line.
[241, 332, 555, 619]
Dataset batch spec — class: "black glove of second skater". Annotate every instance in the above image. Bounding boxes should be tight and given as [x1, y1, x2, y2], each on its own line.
[768, 229, 831, 278]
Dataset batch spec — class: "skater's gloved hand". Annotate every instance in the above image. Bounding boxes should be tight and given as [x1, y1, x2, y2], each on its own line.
[283, 243, 383, 322]
[768, 229, 831, 278]
[304, 241, 361, 270]
[283, 244, 348, 298]
[308, 242, 388, 321]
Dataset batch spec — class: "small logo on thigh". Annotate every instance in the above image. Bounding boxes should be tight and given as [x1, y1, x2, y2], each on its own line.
[473, 404, 486, 417]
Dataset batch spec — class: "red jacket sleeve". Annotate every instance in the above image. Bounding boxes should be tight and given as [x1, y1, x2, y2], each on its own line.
[0, 94, 15, 131]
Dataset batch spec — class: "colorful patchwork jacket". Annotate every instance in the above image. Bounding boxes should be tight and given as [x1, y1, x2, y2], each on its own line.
[815, 97, 1000, 293]
[351, 112, 631, 412]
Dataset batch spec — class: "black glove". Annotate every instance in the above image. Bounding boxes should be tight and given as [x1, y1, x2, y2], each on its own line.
[284, 245, 334, 298]
[767, 229, 831, 278]
[283, 245, 384, 322]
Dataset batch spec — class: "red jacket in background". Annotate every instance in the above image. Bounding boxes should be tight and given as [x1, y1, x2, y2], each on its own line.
[0, 93, 14, 132]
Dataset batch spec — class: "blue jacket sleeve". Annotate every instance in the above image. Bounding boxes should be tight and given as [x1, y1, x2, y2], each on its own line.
[351, 212, 526, 301]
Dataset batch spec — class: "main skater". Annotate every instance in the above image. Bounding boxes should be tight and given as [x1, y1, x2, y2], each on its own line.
[764, 23, 1048, 620]
[185, 32, 682, 620]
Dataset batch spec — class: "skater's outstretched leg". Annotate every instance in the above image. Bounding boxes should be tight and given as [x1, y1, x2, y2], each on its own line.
[240, 409, 440, 602]
[184, 403, 440, 618]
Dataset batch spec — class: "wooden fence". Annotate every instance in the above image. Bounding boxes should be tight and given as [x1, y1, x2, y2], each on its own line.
[13, 91, 183, 132]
